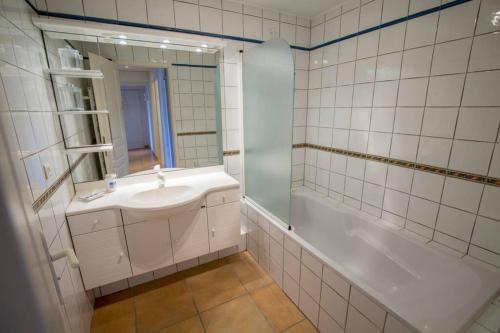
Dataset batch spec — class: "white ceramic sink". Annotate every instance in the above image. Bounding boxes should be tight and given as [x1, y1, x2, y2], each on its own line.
[130, 186, 194, 205]
[124, 185, 203, 219]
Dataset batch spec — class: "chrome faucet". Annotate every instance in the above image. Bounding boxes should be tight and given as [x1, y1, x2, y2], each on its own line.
[153, 164, 165, 188]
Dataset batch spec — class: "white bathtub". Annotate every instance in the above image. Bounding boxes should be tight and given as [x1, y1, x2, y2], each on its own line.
[284, 190, 500, 332]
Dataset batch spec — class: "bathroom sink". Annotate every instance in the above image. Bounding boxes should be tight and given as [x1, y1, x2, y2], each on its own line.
[123, 185, 203, 219]
[131, 186, 195, 205]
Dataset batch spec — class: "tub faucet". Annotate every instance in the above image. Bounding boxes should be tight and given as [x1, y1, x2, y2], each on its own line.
[153, 164, 165, 188]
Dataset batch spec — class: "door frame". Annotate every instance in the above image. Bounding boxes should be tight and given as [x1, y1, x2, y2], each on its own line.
[120, 85, 151, 151]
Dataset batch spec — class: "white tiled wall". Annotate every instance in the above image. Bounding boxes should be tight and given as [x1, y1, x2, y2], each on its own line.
[298, 0, 500, 268]
[242, 200, 500, 333]
[0, 0, 93, 332]
[170, 58, 220, 168]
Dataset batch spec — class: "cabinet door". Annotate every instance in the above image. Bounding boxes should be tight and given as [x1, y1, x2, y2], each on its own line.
[207, 201, 240, 252]
[125, 219, 173, 275]
[73, 227, 132, 290]
[170, 209, 210, 263]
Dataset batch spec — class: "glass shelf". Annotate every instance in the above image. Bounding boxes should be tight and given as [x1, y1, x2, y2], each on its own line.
[56, 110, 109, 115]
[46, 68, 104, 79]
[64, 144, 113, 154]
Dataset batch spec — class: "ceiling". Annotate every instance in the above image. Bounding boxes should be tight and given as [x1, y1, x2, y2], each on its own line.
[245, 0, 343, 18]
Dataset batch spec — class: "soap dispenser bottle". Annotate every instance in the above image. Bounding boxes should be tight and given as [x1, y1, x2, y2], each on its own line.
[105, 173, 117, 192]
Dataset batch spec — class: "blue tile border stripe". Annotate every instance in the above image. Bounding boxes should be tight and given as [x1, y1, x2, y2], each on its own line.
[309, 0, 473, 51]
[25, 0, 471, 52]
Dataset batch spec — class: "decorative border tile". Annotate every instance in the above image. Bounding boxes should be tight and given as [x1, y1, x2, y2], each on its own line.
[32, 153, 88, 212]
[293, 143, 500, 187]
[223, 150, 240, 156]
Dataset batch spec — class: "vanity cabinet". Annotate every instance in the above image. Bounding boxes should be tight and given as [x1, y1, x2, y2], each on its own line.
[206, 188, 240, 207]
[72, 226, 132, 290]
[170, 208, 210, 263]
[68, 188, 240, 290]
[125, 219, 173, 275]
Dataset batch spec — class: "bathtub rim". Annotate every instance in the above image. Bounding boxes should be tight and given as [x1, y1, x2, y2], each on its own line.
[244, 188, 500, 333]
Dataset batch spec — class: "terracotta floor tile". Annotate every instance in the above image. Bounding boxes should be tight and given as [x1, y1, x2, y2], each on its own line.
[158, 316, 205, 333]
[92, 252, 315, 333]
[181, 258, 228, 278]
[94, 288, 134, 308]
[134, 280, 197, 333]
[187, 265, 246, 312]
[282, 319, 319, 333]
[229, 253, 273, 292]
[200, 295, 274, 333]
[131, 272, 185, 297]
[219, 252, 245, 264]
[90, 299, 135, 333]
[251, 283, 305, 331]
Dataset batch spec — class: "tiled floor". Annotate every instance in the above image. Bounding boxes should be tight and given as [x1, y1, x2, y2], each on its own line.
[90, 252, 318, 333]
[128, 148, 160, 174]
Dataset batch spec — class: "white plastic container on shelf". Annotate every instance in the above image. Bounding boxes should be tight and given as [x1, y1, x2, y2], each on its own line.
[58, 47, 83, 70]
[71, 85, 84, 110]
[58, 84, 84, 111]
[58, 84, 74, 110]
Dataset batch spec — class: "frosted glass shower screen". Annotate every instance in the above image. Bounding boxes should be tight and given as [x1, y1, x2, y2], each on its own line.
[243, 39, 294, 225]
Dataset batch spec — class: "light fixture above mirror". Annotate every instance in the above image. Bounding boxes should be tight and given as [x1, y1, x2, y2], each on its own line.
[33, 16, 225, 54]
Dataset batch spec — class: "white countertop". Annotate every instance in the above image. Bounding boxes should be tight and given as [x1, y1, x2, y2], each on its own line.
[66, 166, 239, 216]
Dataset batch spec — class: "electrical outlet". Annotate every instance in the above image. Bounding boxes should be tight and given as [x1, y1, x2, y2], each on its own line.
[266, 26, 278, 39]
[42, 163, 52, 181]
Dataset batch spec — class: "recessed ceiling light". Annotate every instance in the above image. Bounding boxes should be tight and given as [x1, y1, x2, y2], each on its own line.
[195, 48, 202, 52]
[160, 44, 167, 49]
[201, 44, 208, 48]
[118, 35, 127, 39]
[162, 39, 171, 43]
[119, 40, 127, 45]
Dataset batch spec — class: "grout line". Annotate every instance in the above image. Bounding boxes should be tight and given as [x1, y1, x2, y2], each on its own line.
[404, 0, 433, 229]
[463, 0, 492, 257]
[359, 0, 383, 216]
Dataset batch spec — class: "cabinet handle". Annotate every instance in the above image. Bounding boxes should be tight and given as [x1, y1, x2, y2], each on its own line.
[222, 195, 226, 203]
[51, 249, 80, 269]
[211, 228, 216, 237]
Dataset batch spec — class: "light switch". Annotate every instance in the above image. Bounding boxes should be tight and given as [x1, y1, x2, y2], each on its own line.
[42, 163, 52, 180]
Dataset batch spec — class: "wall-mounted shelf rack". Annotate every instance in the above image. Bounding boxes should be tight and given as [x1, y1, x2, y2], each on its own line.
[47, 55, 114, 180]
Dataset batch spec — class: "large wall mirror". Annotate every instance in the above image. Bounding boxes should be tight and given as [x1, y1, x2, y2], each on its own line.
[40, 25, 224, 183]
